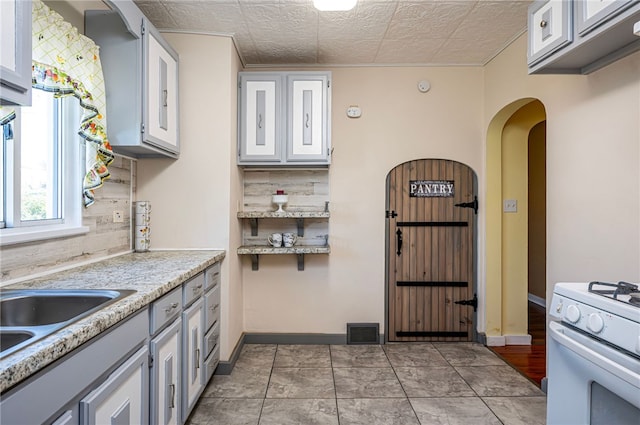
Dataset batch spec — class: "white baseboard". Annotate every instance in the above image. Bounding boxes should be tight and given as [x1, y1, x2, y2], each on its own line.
[486, 334, 532, 346]
[505, 334, 532, 345]
[486, 336, 506, 346]
[528, 293, 546, 308]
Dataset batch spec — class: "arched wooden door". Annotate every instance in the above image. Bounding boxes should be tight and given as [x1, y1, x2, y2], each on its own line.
[386, 159, 477, 342]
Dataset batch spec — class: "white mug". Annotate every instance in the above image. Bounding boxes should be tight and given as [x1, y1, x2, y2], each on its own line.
[268, 233, 282, 247]
[283, 232, 297, 247]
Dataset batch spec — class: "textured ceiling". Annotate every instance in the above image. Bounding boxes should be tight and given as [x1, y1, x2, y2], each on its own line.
[133, 0, 532, 67]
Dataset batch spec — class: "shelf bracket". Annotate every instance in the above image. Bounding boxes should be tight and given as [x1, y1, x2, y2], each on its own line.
[249, 218, 258, 236]
[296, 218, 304, 237]
[250, 254, 259, 271]
[297, 254, 305, 271]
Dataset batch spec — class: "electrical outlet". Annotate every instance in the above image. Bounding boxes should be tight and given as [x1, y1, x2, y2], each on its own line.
[113, 210, 124, 223]
[503, 199, 517, 213]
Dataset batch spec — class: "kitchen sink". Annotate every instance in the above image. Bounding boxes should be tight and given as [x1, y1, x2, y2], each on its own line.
[0, 330, 35, 353]
[0, 289, 136, 358]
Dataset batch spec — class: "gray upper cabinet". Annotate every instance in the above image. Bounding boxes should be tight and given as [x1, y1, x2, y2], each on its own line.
[0, 0, 32, 106]
[528, 0, 640, 74]
[85, 0, 180, 158]
[238, 71, 331, 166]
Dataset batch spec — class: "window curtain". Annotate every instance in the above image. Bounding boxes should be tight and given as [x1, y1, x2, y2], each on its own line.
[0, 0, 114, 207]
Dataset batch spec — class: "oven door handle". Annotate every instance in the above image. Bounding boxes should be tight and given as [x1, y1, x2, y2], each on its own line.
[549, 322, 640, 388]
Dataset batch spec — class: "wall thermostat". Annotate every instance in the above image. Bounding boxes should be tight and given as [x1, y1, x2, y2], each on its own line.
[417, 80, 431, 93]
[346, 105, 362, 118]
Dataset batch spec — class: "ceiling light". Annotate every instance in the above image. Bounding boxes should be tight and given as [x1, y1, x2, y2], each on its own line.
[313, 0, 357, 12]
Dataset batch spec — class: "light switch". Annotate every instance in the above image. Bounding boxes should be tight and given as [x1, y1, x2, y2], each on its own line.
[503, 199, 517, 213]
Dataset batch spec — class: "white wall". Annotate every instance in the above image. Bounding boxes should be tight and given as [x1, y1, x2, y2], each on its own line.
[484, 35, 640, 298]
[136, 33, 243, 360]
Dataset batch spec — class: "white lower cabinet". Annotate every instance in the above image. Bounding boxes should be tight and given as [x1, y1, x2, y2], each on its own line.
[150, 319, 181, 425]
[80, 346, 149, 425]
[181, 297, 204, 421]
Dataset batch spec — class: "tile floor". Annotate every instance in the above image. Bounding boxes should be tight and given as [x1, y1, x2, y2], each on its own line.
[187, 343, 546, 425]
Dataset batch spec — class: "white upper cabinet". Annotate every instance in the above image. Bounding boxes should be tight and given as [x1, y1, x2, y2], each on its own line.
[238, 71, 331, 166]
[239, 73, 282, 163]
[0, 0, 32, 106]
[286, 73, 330, 164]
[144, 25, 179, 153]
[86, 0, 180, 158]
[528, 0, 640, 74]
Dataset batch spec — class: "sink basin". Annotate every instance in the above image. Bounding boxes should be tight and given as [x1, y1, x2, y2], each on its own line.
[0, 289, 135, 327]
[0, 289, 136, 358]
[0, 330, 35, 352]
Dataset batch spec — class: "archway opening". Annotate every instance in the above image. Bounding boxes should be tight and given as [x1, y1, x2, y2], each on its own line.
[485, 98, 546, 346]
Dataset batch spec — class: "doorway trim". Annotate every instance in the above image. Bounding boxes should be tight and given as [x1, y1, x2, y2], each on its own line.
[485, 98, 547, 346]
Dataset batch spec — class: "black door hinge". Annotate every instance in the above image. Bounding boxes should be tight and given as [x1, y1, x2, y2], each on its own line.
[386, 210, 397, 219]
[454, 293, 478, 312]
[454, 196, 478, 215]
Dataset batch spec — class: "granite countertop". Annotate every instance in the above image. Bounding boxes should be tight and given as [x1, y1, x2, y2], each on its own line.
[0, 250, 225, 393]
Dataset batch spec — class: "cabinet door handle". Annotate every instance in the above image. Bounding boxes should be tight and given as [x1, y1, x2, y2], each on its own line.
[163, 89, 168, 107]
[193, 284, 203, 292]
[168, 383, 176, 408]
[539, 19, 547, 28]
[305, 113, 310, 128]
[210, 303, 219, 311]
[164, 302, 178, 313]
[195, 348, 200, 369]
[258, 113, 263, 129]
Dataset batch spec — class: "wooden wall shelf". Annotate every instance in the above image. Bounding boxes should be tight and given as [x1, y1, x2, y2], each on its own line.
[237, 245, 331, 271]
[237, 211, 330, 237]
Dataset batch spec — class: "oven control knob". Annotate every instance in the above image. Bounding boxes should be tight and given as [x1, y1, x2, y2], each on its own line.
[565, 305, 581, 323]
[587, 313, 605, 333]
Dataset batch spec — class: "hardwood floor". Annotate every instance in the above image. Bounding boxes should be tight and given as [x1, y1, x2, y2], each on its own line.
[489, 301, 546, 387]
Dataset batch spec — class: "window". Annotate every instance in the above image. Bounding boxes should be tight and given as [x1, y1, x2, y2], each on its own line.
[0, 90, 88, 245]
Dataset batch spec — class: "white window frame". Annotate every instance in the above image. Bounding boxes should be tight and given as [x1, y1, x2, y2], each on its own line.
[1, 94, 89, 246]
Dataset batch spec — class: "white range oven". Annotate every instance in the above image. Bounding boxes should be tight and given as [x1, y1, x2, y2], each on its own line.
[547, 281, 640, 425]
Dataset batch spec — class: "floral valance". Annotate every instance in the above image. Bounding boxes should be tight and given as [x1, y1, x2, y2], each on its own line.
[0, 0, 114, 207]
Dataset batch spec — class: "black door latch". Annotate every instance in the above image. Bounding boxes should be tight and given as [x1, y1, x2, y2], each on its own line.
[386, 210, 398, 218]
[396, 229, 403, 256]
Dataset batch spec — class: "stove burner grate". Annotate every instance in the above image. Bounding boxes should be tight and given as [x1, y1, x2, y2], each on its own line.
[588, 281, 639, 303]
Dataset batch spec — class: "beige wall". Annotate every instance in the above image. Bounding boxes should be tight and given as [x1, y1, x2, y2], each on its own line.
[484, 35, 640, 304]
[136, 33, 244, 360]
[528, 122, 546, 300]
[242, 66, 485, 335]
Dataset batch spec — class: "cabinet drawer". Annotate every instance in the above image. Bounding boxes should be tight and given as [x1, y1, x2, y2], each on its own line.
[204, 262, 221, 291]
[203, 345, 220, 385]
[183, 273, 205, 307]
[528, 0, 572, 65]
[204, 285, 221, 331]
[203, 320, 220, 359]
[150, 287, 182, 335]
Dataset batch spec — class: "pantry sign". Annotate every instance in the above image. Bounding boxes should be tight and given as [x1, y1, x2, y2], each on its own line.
[409, 180, 454, 198]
